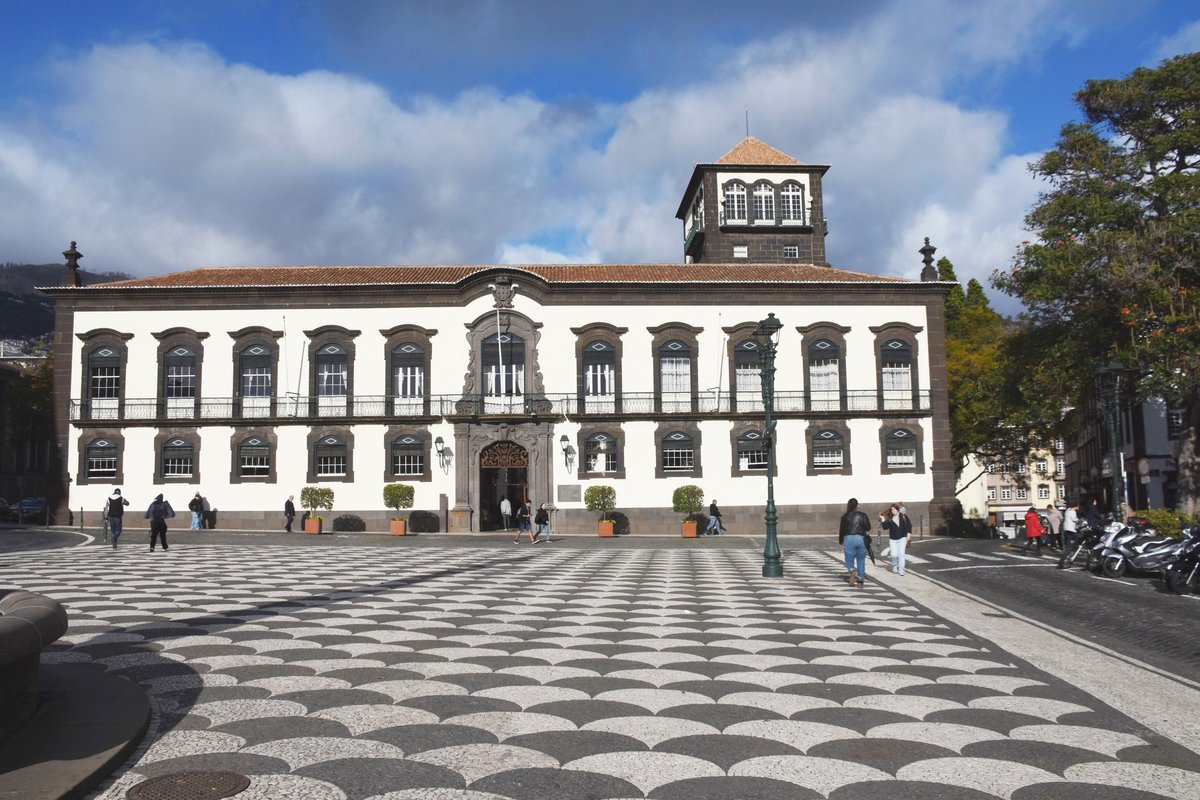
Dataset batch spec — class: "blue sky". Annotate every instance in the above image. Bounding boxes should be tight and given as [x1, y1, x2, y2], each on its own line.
[2, 0, 1199, 312]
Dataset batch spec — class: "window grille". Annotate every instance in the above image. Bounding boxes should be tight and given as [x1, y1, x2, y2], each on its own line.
[87, 439, 117, 478]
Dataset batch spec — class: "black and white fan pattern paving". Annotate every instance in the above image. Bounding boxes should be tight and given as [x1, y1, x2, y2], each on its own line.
[5, 545, 1199, 800]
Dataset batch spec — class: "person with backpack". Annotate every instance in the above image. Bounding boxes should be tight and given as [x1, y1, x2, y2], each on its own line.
[145, 494, 176, 551]
[105, 488, 130, 549]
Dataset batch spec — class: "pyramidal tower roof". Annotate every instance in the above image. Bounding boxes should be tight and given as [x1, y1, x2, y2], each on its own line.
[716, 136, 802, 166]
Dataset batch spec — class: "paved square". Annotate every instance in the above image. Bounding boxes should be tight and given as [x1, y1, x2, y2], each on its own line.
[4, 543, 1199, 799]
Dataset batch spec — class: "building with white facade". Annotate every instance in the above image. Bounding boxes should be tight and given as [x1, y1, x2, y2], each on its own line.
[46, 138, 954, 534]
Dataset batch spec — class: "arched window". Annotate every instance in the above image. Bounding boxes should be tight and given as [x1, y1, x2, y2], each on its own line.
[812, 429, 844, 469]
[780, 181, 806, 223]
[723, 182, 747, 223]
[86, 438, 118, 479]
[163, 345, 198, 418]
[314, 434, 348, 478]
[659, 340, 692, 412]
[737, 430, 768, 470]
[661, 431, 695, 472]
[582, 341, 616, 412]
[752, 182, 774, 223]
[881, 339, 913, 410]
[808, 339, 840, 411]
[238, 343, 273, 418]
[482, 332, 525, 402]
[885, 428, 917, 469]
[733, 339, 762, 412]
[238, 436, 271, 478]
[161, 437, 194, 479]
[585, 432, 618, 474]
[391, 434, 425, 477]
[392, 343, 426, 414]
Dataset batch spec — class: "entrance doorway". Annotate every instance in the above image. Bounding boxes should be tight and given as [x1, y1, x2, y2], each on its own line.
[480, 441, 528, 531]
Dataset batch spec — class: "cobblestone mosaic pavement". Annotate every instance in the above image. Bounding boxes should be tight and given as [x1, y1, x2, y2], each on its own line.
[3, 543, 1199, 800]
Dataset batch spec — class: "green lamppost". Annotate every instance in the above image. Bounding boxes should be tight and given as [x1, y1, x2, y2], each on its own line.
[1095, 361, 1125, 517]
[754, 312, 783, 578]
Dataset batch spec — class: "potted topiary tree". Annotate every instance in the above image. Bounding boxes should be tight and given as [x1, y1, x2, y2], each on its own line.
[673, 484, 704, 538]
[584, 485, 617, 537]
[383, 483, 415, 536]
[300, 486, 335, 534]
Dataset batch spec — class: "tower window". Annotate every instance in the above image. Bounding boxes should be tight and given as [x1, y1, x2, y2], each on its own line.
[723, 182, 747, 223]
[781, 182, 806, 223]
[784, 245, 799, 259]
[752, 182, 774, 223]
[733, 245, 748, 259]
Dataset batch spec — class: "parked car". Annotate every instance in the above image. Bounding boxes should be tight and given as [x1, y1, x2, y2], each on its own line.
[0, 498, 14, 522]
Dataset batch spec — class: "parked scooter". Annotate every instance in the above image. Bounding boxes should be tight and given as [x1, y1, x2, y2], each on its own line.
[1097, 516, 1175, 579]
[1163, 526, 1200, 594]
[1058, 518, 1107, 570]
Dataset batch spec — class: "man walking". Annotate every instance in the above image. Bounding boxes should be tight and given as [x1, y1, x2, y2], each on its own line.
[106, 488, 129, 549]
[284, 495, 296, 532]
[533, 502, 550, 543]
[704, 499, 723, 535]
[145, 494, 175, 551]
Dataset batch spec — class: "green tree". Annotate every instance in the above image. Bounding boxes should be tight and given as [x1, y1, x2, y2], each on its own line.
[993, 52, 1200, 513]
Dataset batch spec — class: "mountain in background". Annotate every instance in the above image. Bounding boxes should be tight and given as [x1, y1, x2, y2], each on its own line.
[0, 262, 132, 340]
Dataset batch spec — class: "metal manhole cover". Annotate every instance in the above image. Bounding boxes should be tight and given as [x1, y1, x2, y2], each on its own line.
[127, 770, 250, 800]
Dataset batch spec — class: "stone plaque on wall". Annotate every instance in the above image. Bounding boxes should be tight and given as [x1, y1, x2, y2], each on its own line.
[557, 484, 581, 503]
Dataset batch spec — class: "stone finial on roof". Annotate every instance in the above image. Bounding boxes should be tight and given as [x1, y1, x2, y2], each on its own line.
[716, 136, 802, 166]
[62, 241, 82, 288]
[919, 238, 939, 282]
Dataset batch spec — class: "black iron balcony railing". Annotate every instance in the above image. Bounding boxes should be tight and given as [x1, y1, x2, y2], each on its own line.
[69, 389, 932, 423]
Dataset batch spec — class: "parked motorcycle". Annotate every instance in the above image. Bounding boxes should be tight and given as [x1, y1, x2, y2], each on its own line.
[1097, 517, 1175, 579]
[1163, 526, 1200, 594]
[1057, 519, 1106, 570]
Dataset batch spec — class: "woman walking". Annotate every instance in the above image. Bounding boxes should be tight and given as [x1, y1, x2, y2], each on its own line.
[881, 506, 908, 576]
[1024, 506, 1044, 553]
[838, 498, 872, 586]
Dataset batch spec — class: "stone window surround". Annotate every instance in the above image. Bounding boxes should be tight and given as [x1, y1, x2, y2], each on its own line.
[305, 325, 361, 407]
[655, 420, 703, 480]
[381, 324, 437, 405]
[879, 419, 926, 475]
[229, 428, 278, 484]
[228, 326, 283, 410]
[572, 424, 626, 480]
[797, 322, 850, 412]
[648, 323, 702, 413]
[571, 323, 628, 409]
[729, 418, 776, 478]
[871, 322, 923, 407]
[153, 327, 210, 411]
[723, 322, 763, 414]
[461, 310, 545, 398]
[720, 178, 811, 227]
[76, 430, 124, 486]
[806, 419, 853, 476]
[307, 426, 355, 484]
[384, 425, 433, 483]
[76, 329, 134, 417]
[153, 427, 202, 485]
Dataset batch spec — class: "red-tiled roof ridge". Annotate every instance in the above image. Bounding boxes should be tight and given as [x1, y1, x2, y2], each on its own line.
[61, 262, 914, 290]
[716, 136, 802, 166]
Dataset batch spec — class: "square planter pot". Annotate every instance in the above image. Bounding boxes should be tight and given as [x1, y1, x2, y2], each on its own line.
[390, 519, 408, 536]
[304, 517, 323, 535]
[598, 520, 615, 537]
[681, 520, 698, 538]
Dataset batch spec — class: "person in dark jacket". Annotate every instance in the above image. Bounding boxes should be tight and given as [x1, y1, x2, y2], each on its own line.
[145, 494, 175, 551]
[533, 502, 551, 544]
[704, 499, 723, 536]
[838, 498, 871, 586]
[1082, 498, 1103, 530]
[105, 488, 130, 549]
[514, 500, 534, 543]
[188, 492, 203, 530]
[284, 495, 296, 532]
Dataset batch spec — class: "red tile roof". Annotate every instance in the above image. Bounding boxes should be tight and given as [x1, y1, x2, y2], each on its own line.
[716, 136, 803, 166]
[71, 263, 911, 289]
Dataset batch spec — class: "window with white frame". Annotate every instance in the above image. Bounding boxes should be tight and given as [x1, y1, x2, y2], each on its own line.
[1058, 485, 1066, 500]
[783, 245, 799, 258]
[316, 344, 348, 396]
[733, 245, 748, 258]
[390, 434, 425, 476]
[1017, 463, 1027, 474]
[161, 437, 194, 478]
[987, 487, 996, 500]
[1038, 484, 1050, 500]
[808, 339, 840, 411]
[1036, 458, 1047, 474]
[1016, 487, 1028, 500]
[737, 430, 769, 470]
[884, 428, 917, 468]
[315, 435, 348, 477]
[1001, 486, 1012, 500]
[661, 431, 695, 471]
[482, 333, 524, 397]
[240, 345, 272, 397]
[986, 464, 996, 473]
[89, 349, 121, 399]
[586, 432, 618, 473]
[659, 340, 692, 410]
[812, 429, 844, 469]
[163, 346, 197, 399]
[1056, 455, 1065, 474]
[752, 182, 774, 222]
[723, 182, 747, 222]
[86, 439, 117, 479]
[238, 437, 271, 477]
[881, 339, 913, 409]
[780, 181, 805, 223]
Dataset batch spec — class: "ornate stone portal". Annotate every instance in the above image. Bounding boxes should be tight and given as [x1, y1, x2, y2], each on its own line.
[449, 421, 555, 532]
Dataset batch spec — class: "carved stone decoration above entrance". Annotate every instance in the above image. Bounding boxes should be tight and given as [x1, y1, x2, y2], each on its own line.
[481, 441, 529, 468]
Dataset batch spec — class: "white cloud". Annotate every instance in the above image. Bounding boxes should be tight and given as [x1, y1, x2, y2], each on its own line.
[1153, 18, 1200, 62]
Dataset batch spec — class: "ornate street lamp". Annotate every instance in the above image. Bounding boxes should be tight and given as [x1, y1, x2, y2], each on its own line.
[753, 313, 784, 578]
[1094, 361, 1125, 517]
